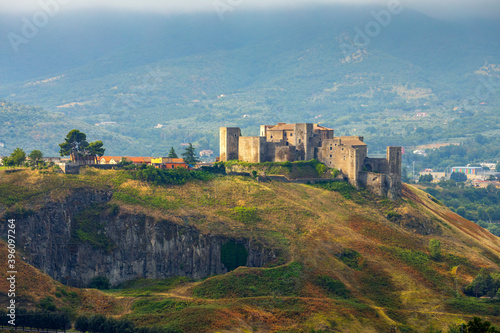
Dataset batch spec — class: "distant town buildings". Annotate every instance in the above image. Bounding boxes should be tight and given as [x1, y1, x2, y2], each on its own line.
[151, 157, 190, 169]
[472, 180, 500, 189]
[451, 167, 483, 175]
[413, 149, 426, 156]
[418, 163, 499, 184]
[94, 122, 117, 126]
[98, 156, 190, 169]
[419, 169, 446, 182]
[199, 150, 214, 157]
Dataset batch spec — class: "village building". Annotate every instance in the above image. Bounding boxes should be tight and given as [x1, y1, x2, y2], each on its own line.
[99, 156, 153, 165]
[151, 157, 190, 169]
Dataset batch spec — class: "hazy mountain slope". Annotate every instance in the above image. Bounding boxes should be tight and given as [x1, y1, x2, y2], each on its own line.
[0, 6, 499, 156]
[0, 168, 499, 332]
[0, 100, 139, 157]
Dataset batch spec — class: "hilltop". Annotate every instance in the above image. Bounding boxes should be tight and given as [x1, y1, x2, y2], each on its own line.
[0, 167, 499, 332]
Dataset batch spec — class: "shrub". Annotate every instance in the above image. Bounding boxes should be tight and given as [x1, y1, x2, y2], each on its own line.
[89, 276, 111, 290]
[338, 249, 365, 270]
[429, 239, 441, 261]
[315, 275, 351, 299]
[38, 296, 57, 312]
[315, 163, 327, 176]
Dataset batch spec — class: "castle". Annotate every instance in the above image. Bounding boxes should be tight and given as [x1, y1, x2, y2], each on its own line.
[220, 123, 402, 199]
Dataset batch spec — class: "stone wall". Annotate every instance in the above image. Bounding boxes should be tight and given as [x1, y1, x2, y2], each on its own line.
[364, 157, 389, 173]
[239, 136, 266, 163]
[358, 171, 387, 196]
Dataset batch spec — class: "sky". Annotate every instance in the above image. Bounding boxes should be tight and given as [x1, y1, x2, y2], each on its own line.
[3, 0, 500, 20]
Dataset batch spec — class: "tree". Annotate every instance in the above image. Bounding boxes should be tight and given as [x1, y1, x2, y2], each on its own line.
[465, 317, 499, 332]
[496, 162, 500, 172]
[5, 147, 26, 166]
[59, 129, 88, 162]
[486, 207, 497, 223]
[450, 172, 467, 182]
[478, 206, 488, 221]
[59, 130, 105, 164]
[28, 149, 44, 167]
[116, 318, 135, 333]
[456, 206, 467, 218]
[89, 276, 110, 290]
[88, 314, 106, 333]
[102, 317, 119, 333]
[75, 315, 89, 333]
[182, 143, 200, 165]
[167, 147, 178, 158]
[87, 140, 105, 164]
[429, 239, 441, 261]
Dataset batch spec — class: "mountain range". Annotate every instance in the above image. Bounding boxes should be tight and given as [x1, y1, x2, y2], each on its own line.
[0, 5, 499, 157]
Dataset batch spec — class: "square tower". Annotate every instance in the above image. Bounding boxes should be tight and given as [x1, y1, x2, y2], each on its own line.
[219, 127, 241, 162]
[294, 123, 314, 161]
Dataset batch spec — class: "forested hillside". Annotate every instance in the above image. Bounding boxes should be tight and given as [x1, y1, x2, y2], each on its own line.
[0, 6, 499, 156]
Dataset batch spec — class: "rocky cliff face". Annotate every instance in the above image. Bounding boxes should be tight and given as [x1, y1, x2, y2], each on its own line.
[2, 189, 276, 287]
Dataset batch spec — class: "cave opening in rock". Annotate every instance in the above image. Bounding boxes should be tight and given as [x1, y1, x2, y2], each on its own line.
[221, 241, 248, 271]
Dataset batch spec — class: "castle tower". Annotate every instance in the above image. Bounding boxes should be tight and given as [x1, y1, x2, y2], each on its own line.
[294, 123, 314, 161]
[387, 146, 402, 177]
[387, 146, 402, 199]
[219, 127, 241, 162]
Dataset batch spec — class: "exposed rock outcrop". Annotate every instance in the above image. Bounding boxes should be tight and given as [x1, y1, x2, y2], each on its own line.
[1, 189, 276, 287]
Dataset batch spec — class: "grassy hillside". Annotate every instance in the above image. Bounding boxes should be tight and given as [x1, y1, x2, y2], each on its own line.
[0, 168, 499, 332]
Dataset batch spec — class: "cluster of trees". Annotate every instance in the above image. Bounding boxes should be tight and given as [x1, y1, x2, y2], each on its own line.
[74, 314, 176, 333]
[464, 268, 500, 298]
[0, 309, 71, 332]
[418, 172, 469, 184]
[59, 129, 105, 164]
[425, 182, 500, 236]
[1, 148, 44, 167]
[431, 317, 500, 333]
[419, 174, 434, 183]
[450, 172, 468, 182]
[0, 310, 178, 333]
[130, 166, 213, 186]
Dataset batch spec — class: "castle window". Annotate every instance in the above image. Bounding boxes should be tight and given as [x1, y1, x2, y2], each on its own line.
[342, 148, 344, 151]
[330, 155, 332, 158]
[330, 147, 332, 150]
[290, 133, 293, 137]
[271, 135, 273, 139]
[286, 142, 289, 146]
[299, 139, 301, 143]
